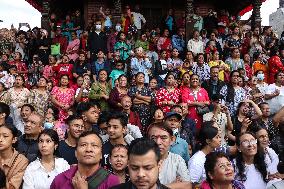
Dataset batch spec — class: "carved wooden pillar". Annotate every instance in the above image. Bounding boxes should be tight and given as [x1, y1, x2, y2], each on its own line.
[113, 0, 122, 24]
[251, 0, 262, 30]
[185, 0, 194, 42]
[41, 0, 51, 31]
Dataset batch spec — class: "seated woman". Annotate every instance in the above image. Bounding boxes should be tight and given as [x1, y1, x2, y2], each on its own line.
[188, 122, 222, 186]
[0, 124, 29, 189]
[109, 144, 129, 184]
[200, 151, 245, 189]
[23, 129, 70, 189]
[234, 132, 268, 189]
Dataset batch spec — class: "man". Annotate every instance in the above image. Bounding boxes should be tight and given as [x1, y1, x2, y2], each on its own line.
[12, 104, 35, 134]
[110, 138, 170, 189]
[187, 30, 204, 56]
[121, 95, 142, 129]
[131, 5, 146, 37]
[17, 113, 43, 162]
[102, 112, 128, 169]
[201, 66, 226, 100]
[52, 27, 68, 55]
[76, 102, 100, 132]
[58, 115, 85, 165]
[172, 28, 186, 57]
[51, 131, 120, 189]
[88, 19, 107, 60]
[147, 123, 191, 189]
[164, 112, 190, 163]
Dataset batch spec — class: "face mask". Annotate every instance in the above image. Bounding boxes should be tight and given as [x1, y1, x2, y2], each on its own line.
[44, 122, 54, 129]
[95, 24, 102, 30]
[115, 25, 121, 32]
[257, 73, 265, 81]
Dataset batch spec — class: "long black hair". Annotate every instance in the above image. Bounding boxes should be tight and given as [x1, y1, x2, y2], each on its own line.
[235, 132, 267, 183]
[37, 129, 60, 158]
[226, 70, 240, 103]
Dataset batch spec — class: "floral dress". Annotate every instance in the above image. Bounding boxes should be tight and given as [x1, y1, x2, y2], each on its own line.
[89, 82, 111, 111]
[6, 87, 30, 108]
[51, 86, 75, 120]
[28, 89, 50, 116]
[128, 86, 154, 131]
[220, 85, 247, 116]
[155, 87, 181, 113]
[181, 87, 209, 130]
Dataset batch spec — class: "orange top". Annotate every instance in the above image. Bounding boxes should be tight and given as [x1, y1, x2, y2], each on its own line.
[252, 61, 268, 83]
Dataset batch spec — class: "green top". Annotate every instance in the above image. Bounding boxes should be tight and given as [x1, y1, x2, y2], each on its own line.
[89, 81, 111, 111]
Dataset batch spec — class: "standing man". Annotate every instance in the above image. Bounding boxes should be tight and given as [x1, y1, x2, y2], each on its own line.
[51, 131, 120, 189]
[110, 138, 171, 189]
[58, 115, 85, 165]
[132, 5, 146, 38]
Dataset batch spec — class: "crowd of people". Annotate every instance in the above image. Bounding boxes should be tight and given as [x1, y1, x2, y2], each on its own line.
[0, 3, 284, 189]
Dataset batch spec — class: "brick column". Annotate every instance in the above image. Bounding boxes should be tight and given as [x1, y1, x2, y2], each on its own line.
[251, 0, 262, 30]
[41, 0, 50, 31]
[113, 0, 122, 24]
[185, 0, 194, 42]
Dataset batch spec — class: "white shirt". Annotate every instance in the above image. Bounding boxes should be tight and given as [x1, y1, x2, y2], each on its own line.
[132, 12, 146, 29]
[23, 158, 70, 189]
[234, 161, 267, 189]
[265, 83, 284, 114]
[188, 150, 206, 184]
[265, 147, 279, 174]
[187, 39, 204, 56]
[159, 152, 190, 185]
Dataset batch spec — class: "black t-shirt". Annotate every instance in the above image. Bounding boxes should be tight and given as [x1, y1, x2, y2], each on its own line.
[58, 140, 77, 165]
[102, 141, 113, 170]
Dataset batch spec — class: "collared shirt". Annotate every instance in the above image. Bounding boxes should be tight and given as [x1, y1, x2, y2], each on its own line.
[132, 12, 146, 29]
[130, 57, 152, 83]
[1, 150, 29, 189]
[159, 152, 190, 185]
[169, 136, 190, 163]
[23, 158, 70, 189]
[187, 39, 204, 56]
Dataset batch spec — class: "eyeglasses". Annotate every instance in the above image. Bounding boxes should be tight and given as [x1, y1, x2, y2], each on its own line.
[241, 139, 257, 147]
[150, 135, 169, 142]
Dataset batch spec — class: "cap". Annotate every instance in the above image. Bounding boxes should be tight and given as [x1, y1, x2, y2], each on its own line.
[165, 112, 182, 121]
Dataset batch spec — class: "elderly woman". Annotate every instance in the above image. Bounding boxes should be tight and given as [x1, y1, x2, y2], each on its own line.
[181, 74, 210, 131]
[155, 72, 181, 113]
[109, 74, 128, 111]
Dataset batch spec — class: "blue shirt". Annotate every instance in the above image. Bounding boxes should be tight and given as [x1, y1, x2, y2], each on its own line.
[170, 136, 190, 164]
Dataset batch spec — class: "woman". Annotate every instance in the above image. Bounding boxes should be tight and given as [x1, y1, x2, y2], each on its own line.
[244, 53, 253, 79]
[0, 82, 7, 103]
[75, 74, 91, 103]
[73, 52, 91, 80]
[6, 75, 30, 109]
[252, 127, 279, 175]
[128, 72, 153, 133]
[230, 100, 262, 143]
[28, 77, 50, 116]
[152, 107, 164, 123]
[181, 74, 210, 131]
[201, 151, 245, 189]
[157, 28, 172, 55]
[36, 29, 51, 65]
[89, 69, 111, 111]
[155, 72, 181, 113]
[220, 71, 247, 115]
[109, 74, 128, 111]
[66, 31, 80, 62]
[180, 71, 191, 90]
[114, 32, 131, 61]
[248, 76, 264, 104]
[223, 26, 242, 59]
[109, 144, 129, 184]
[23, 129, 70, 189]
[192, 53, 210, 83]
[51, 74, 75, 121]
[249, 27, 264, 57]
[234, 132, 268, 189]
[268, 47, 284, 84]
[0, 124, 29, 189]
[154, 50, 169, 87]
[225, 48, 244, 71]
[188, 122, 222, 186]
[208, 51, 230, 81]
[43, 55, 56, 83]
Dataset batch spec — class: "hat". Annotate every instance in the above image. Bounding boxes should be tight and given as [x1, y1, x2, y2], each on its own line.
[165, 112, 182, 121]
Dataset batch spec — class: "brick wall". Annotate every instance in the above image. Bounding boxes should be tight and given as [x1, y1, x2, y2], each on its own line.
[84, 0, 107, 25]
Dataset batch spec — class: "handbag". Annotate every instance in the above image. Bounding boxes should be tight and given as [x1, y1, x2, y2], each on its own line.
[191, 89, 210, 115]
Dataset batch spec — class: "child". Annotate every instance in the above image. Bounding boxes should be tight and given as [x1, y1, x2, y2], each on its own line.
[109, 61, 125, 88]
[53, 121, 68, 141]
[44, 113, 55, 129]
[167, 48, 183, 72]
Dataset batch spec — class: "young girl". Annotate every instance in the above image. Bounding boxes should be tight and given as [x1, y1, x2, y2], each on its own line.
[167, 48, 183, 72]
[0, 124, 29, 189]
[109, 61, 125, 88]
[23, 129, 69, 189]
